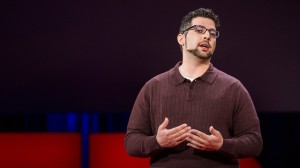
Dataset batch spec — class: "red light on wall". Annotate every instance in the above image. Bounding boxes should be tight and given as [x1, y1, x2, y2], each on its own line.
[90, 133, 150, 168]
[0, 133, 81, 168]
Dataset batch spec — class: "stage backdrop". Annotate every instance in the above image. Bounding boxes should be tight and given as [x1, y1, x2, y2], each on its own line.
[2, 0, 300, 113]
[1, 1, 300, 167]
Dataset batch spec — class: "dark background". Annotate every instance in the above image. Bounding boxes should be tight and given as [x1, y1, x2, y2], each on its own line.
[1, 0, 300, 167]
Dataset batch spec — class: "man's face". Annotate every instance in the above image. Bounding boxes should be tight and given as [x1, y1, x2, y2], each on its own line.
[183, 17, 217, 60]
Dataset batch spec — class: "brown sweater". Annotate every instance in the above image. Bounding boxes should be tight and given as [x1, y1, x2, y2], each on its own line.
[125, 62, 263, 168]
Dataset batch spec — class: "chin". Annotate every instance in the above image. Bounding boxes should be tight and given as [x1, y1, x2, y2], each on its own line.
[196, 53, 213, 60]
[197, 55, 212, 60]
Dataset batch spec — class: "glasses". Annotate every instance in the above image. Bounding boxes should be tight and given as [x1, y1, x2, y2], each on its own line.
[182, 25, 220, 39]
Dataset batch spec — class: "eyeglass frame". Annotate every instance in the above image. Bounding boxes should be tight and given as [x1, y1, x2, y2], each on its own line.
[181, 25, 220, 39]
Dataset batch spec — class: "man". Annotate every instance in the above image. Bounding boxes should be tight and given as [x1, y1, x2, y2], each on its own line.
[124, 8, 263, 168]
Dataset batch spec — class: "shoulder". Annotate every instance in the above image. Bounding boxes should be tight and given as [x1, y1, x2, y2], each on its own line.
[213, 67, 250, 95]
[145, 70, 171, 87]
[215, 68, 252, 99]
[136, 69, 172, 99]
[215, 67, 241, 86]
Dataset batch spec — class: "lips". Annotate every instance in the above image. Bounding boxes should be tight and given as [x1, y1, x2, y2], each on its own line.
[199, 42, 210, 51]
[199, 42, 210, 48]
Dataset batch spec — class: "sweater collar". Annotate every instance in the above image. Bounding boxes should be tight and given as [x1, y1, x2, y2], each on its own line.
[170, 61, 218, 85]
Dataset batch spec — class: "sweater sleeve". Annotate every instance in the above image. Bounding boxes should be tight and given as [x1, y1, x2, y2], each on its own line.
[219, 81, 263, 158]
[124, 82, 163, 157]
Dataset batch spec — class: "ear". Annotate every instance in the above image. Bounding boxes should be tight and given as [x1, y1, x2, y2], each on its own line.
[177, 33, 184, 46]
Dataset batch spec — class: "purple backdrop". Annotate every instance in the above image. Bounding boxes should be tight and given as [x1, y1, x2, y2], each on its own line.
[2, 0, 300, 113]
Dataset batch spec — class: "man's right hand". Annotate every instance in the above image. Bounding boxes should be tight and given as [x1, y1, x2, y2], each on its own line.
[156, 117, 191, 148]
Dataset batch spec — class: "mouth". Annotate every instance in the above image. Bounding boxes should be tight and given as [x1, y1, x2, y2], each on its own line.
[199, 42, 210, 51]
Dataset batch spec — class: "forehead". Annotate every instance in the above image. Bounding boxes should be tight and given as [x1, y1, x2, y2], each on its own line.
[191, 17, 216, 29]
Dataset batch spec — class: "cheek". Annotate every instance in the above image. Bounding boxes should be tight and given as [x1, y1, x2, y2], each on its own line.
[186, 37, 198, 48]
[211, 41, 217, 51]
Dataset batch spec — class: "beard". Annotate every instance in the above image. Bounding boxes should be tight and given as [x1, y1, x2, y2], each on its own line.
[185, 38, 214, 60]
[187, 48, 213, 60]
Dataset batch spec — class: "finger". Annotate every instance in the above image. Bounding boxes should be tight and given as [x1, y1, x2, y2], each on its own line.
[209, 126, 221, 137]
[189, 129, 209, 141]
[186, 133, 207, 145]
[172, 127, 191, 141]
[187, 143, 201, 150]
[187, 139, 206, 149]
[168, 123, 188, 135]
[175, 134, 189, 144]
[158, 117, 169, 131]
[187, 142, 213, 151]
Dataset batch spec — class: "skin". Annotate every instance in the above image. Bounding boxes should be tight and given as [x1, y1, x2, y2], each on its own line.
[178, 17, 217, 78]
[156, 117, 191, 148]
[156, 17, 223, 151]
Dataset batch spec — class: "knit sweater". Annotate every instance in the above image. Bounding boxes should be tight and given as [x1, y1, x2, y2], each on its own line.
[125, 62, 263, 168]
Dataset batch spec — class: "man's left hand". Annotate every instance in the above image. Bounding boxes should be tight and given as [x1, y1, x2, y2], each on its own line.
[186, 126, 223, 151]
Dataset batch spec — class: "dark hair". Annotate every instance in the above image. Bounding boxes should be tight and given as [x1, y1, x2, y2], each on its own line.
[179, 8, 220, 34]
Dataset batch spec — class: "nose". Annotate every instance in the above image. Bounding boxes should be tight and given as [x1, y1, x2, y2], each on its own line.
[203, 30, 211, 40]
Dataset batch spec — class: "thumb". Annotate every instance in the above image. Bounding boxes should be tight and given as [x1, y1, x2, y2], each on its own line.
[209, 126, 221, 136]
[158, 117, 169, 131]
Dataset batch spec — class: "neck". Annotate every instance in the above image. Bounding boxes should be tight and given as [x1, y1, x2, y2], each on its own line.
[180, 53, 211, 78]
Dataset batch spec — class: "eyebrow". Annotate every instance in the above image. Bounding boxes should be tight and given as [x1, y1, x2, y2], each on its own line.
[191, 25, 217, 32]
